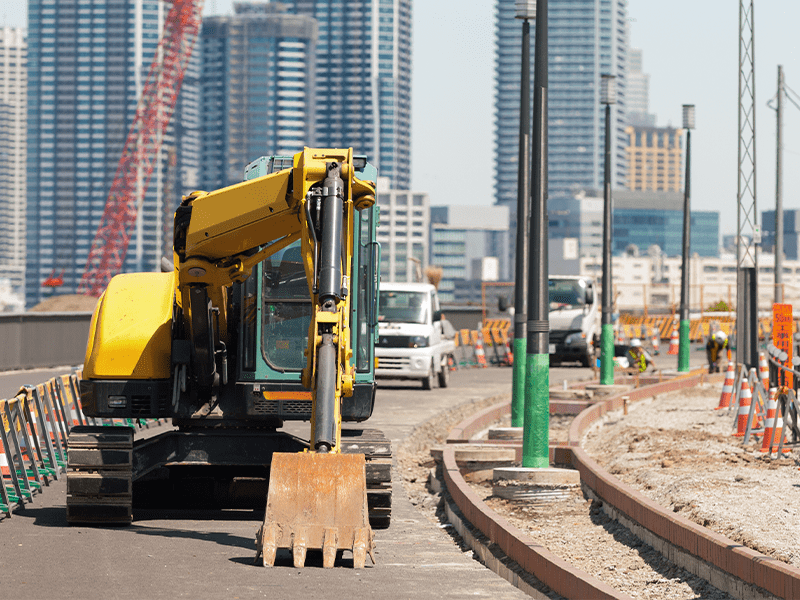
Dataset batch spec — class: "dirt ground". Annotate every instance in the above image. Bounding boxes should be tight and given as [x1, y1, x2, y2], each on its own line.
[398, 382, 800, 599]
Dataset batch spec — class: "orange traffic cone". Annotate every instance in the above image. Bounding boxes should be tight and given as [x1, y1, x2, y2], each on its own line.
[716, 362, 735, 409]
[760, 389, 790, 453]
[667, 327, 679, 355]
[758, 352, 770, 392]
[651, 331, 660, 356]
[733, 377, 752, 437]
[474, 331, 488, 368]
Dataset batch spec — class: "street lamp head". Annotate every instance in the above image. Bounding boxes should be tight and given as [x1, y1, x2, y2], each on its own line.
[600, 74, 616, 105]
[682, 104, 696, 130]
[515, 0, 536, 19]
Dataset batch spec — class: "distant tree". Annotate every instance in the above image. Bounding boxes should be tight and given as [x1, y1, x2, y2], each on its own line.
[707, 300, 731, 312]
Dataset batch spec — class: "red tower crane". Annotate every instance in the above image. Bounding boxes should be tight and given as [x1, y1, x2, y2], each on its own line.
[79, 0, 203, 297]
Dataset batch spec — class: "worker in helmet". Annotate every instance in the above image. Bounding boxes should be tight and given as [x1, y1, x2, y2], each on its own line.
[706, 330, 728, 373]
[627, 339, 654, 373]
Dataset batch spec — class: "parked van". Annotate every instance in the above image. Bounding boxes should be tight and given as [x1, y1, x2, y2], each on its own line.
[376, 282, 456, 389]
[548, 275, 598, 366]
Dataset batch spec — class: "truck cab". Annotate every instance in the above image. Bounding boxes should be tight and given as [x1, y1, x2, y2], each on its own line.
[548, 275, 598, 367]
[375, 282, 455, 389]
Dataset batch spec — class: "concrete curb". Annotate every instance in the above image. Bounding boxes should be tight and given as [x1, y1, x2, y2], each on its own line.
[438, 371, 800, 599]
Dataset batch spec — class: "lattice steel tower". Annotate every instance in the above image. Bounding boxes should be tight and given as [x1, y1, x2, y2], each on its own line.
[737, 0, 758, 367]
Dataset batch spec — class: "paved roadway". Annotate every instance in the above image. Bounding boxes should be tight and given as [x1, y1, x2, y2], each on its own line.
[0, 349, 706, 600]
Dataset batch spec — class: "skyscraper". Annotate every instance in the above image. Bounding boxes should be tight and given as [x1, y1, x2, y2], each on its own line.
[285, 0, 412, 189]
[0, 27, 26, 307]
[493, 0, 628, 208]
[200, 3, 317, 191]
[626, 48, 656, 127]
[25, 0, 200, 309]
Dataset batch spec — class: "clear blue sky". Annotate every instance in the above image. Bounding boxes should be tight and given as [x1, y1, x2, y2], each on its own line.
[5, 1, 800, 237]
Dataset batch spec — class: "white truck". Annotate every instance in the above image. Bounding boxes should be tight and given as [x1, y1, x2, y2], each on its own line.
[548, 275, 599, 367]
[375, 282, 456, 389]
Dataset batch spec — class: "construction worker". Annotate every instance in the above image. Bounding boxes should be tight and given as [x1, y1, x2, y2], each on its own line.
[706, 330, 728, 374]
[627, 339, 653, 373]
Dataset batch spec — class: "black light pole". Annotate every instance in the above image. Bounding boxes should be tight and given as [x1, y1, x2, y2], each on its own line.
[511, 0, 535, 428]
[523, 0, 548, 469]
[600, 74, 615, 385]
[678, 104, 695, 373]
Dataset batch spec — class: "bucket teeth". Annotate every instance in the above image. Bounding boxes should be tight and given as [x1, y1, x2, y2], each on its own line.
[255, 524, 278, 567]
[292, 528, 308, 568]
[322, 527, 338, 568]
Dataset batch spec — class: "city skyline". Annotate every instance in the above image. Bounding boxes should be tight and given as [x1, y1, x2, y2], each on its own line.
[4, 1, 800, 238]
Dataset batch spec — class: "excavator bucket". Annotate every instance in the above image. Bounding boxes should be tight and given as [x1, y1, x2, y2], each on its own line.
[256, 452, 375, 568]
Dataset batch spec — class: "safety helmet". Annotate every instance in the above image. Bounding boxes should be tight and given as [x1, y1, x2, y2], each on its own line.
[630, 339, 642, 347]
[714, 331, 727, 343]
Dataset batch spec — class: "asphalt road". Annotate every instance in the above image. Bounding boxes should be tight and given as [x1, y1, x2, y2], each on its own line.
[0, 350, 706, 600]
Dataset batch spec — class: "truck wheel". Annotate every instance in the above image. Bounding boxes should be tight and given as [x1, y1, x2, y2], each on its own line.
[437, 360, 450, 388]
[422, 363, 435, 390]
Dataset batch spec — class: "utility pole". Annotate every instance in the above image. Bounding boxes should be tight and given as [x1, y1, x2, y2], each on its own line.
[524, 0, 549, 469]
[775, 65, 784, 304]
[678, 105, 695, 373]
[512, 1, 535, 428]
[600, 74, 615, 385]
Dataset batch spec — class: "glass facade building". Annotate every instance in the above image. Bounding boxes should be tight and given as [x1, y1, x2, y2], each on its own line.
[285, 0, 412, 189]
[494, 0, 628, 209]
[25, 0, 201, 308]
[200, 4, 317, 191]
[613, 209, 718, 258]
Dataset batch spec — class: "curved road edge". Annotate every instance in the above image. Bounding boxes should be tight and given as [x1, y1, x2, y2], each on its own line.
[437, 372, 800, 600]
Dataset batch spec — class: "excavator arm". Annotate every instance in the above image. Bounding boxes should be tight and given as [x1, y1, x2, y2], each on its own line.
[172, 148, 378, 568]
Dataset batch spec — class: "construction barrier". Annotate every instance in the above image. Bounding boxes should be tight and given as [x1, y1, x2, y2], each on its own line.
[1, 371, 165, 519]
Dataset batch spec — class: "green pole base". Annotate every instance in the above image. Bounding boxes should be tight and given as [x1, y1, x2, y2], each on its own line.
[523, 353, 549, 468]
[678, 319, 691, 372]
[511, 337, 527, 427]
[600, 323, 614, 385]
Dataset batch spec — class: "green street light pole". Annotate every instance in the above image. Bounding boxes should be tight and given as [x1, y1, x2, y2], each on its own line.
[600, 74, 616, 385]
[511, 1, 535, 427]
[523, 0, 549, 468]
[678, 104, 695, 372]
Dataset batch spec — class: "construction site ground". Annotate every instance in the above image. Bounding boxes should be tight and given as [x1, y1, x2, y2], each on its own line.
[399, 380, 800, 600]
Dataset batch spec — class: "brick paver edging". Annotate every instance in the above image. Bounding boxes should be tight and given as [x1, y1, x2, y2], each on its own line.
[567, 372, 800, 600]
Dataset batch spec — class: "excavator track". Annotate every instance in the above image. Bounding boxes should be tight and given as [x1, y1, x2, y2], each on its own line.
[341, 428, 392, 529]
[66, 426, 133, 525]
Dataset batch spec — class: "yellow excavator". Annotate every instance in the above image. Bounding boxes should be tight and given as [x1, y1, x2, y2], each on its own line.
[68, 148, 388, 568]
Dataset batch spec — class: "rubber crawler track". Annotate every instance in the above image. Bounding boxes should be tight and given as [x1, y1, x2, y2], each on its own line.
[440, 372, 800, 600]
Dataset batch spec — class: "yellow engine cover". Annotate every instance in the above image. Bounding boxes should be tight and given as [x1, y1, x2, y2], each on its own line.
[83, 272, 175, 380]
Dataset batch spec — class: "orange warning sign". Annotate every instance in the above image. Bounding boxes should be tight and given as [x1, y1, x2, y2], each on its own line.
[772, 303, 793, 388]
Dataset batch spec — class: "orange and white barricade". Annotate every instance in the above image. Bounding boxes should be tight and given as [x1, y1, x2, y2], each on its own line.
[667, 327, 679, 355]
[716, 362, 736, 410]
[733, 378, 753, 437]
[473, 330, 488, 368]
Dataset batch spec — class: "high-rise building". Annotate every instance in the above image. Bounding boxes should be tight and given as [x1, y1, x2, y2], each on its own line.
[626, 48, 656, 127]
[493, 0, 628, 209]
[284, 0, 412, 190]
[375, 178, 429, 283]
[199, 3, 317, 192]
[0, 27, 26, 308]
[25, 0, 201, 309]
[625, 125, 683, 192]
[762, 209, 800, 261]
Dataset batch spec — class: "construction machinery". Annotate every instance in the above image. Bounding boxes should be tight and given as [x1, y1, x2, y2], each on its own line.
[68, 148, 389, 569]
